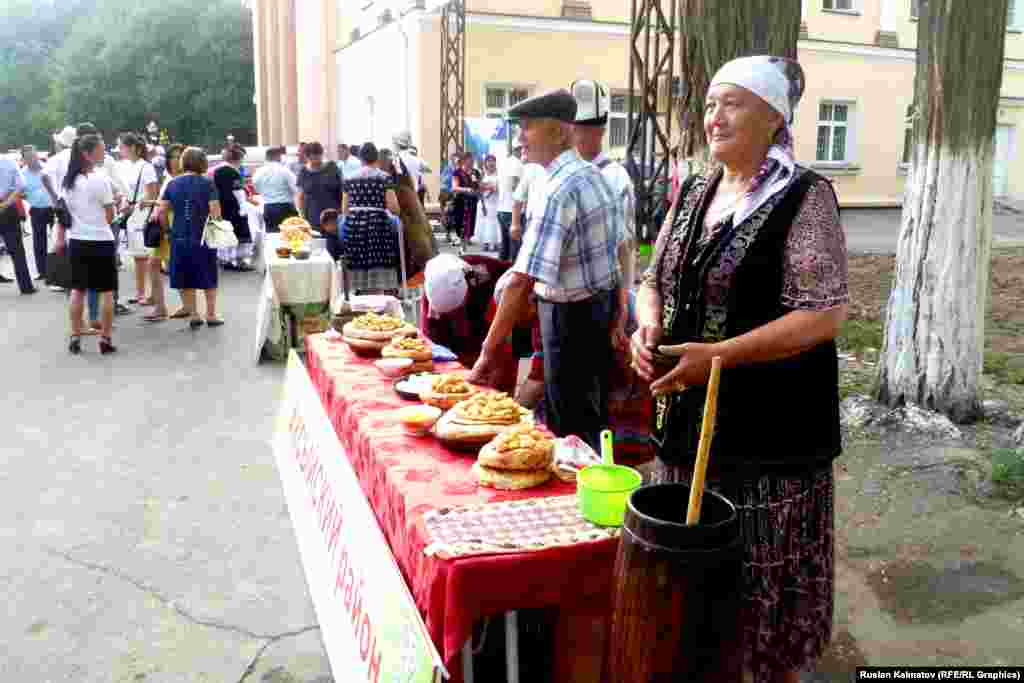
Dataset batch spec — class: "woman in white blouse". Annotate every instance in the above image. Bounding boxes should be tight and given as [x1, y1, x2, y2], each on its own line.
[55, 134, 118, 355]
[116, 132, 159, 308]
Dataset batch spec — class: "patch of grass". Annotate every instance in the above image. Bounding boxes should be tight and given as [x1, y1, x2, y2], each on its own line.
[983, 351, 1024, 386]
[839, 366, 876, 400]
[988, 448, 1024, 485]
[838, 318, 884, 356]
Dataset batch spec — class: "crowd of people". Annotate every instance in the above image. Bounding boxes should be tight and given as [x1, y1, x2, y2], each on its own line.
[0, 122, 447, 356]
[0, 122, 277, 353]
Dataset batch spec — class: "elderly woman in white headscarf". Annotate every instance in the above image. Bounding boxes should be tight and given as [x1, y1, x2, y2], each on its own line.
[631, 56, 849, 682]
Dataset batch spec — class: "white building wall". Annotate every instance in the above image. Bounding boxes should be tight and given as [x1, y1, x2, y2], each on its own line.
[336, 23, 408, 151]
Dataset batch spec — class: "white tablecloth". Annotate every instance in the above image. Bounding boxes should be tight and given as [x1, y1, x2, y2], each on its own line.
[252, 241, 339, 364]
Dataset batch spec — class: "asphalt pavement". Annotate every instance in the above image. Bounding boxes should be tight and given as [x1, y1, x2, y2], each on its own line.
[0, 259, 332, 682]
[842, 205, 1024, 254]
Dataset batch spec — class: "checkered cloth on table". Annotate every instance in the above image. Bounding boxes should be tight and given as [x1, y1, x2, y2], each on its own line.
[422, 495, 619, 559]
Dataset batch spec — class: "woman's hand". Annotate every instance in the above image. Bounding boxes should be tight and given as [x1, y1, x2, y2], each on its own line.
[630, 322, 662, 382]
[649, 342, 717, 397]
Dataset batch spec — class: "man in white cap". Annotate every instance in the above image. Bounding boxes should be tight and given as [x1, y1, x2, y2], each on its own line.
[420, 252, 519, 393]
[469, 88, 626, 449]
[392, 131, 431, 206]
[570, 79, 637, 353]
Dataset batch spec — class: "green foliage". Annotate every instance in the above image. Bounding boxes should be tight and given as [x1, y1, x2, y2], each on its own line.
[983, 351, 1024, 386]
[0, 0, 98, 148]
[0, 0, 254, 151]
[837, 318, 884, 355]
[988, 448, 1024, 485]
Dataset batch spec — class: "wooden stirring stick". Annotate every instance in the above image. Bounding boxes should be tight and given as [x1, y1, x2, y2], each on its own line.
[686, 356, 723, 526]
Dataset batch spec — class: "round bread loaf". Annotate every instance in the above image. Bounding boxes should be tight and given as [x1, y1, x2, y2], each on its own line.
[419, 375, 478, 410]
[381, 337, 433, 362]
[478, 427, 555, 471]
[473, 462, 552, 490]
[342, 315, 417, 342]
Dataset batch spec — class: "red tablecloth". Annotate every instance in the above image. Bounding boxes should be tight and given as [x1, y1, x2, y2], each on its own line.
[305, 334, 618, 675]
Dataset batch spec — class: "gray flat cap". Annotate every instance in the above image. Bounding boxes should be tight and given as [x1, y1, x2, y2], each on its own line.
[508, 89, 577, 123]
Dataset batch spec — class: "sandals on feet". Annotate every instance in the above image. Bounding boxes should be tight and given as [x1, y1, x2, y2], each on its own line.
[68, 335, 82, 355]
[189, 318, 204, 330]
[99, 336, 117, 354]
[205, 318, 225, 327]
[143, 312, 168, 323]
[169, 309, 193, 319]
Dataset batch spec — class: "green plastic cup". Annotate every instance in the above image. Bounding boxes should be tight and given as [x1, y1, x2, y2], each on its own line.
[577, 429, 643, 527]
[578, 464, 644, 527]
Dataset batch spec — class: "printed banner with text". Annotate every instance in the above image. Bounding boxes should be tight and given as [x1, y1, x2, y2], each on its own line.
[273, 351, 447, 682]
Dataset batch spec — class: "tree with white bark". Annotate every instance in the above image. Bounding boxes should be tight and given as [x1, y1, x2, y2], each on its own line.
[877, 0, 1010, 423]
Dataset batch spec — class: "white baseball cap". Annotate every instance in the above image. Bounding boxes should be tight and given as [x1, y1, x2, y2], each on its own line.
[424, 254, 469, 318]
[571, 79, 611, 126]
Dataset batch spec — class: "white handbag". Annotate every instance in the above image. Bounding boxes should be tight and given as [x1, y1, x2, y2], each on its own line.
[201, 217, 239, 250]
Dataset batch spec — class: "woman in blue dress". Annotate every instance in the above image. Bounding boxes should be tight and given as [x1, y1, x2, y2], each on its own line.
[159, 147, 224, 329]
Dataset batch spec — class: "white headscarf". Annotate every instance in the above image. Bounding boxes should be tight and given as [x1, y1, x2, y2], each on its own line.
[424, 254, 469, 318]
[708, 55, 805, 227]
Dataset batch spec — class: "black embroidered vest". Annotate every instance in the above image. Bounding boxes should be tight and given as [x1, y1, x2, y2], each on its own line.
[651, 168, 842, 475]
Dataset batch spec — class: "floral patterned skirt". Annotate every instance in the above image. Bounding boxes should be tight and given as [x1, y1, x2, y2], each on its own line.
[651, 459, 835, 681]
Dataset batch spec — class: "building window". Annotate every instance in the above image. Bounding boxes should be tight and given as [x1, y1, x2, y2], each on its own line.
[816, 102, 854, 164]
[823, 0, 856, 12]
[900, 105, 914, 167]
[608, 93, 642, 150]
[485, 86, 530, 119]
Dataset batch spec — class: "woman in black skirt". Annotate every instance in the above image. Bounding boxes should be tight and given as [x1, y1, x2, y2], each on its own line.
[213, 143, 253, 271]
[632, 56, 847, 682]
[54, 134, 118, 355]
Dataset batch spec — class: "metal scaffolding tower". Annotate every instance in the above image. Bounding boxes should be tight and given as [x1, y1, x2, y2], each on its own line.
[440, 0, 466, 163]
[627, 0, 677, 242]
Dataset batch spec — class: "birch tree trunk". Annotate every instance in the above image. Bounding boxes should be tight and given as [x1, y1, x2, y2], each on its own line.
[677, 0, 801, 162]
[877, 0, 1009, 423]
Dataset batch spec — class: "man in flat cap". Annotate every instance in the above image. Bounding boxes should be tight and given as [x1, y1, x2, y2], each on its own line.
[469, 89, 626, 450]
[571, 79, 637, 353]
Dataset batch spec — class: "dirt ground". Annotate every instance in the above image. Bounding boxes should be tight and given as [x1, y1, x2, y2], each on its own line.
[809, 247, 1024, 679]
[843, 247, 1024, 385]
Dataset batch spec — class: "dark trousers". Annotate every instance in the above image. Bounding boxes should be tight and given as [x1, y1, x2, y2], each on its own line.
[29, 207, 54, 276]
[263, 202, 298, 233]
[497, 211, 517, 262]
[0, 206, 34, 292]
[537, 289, 615, 451]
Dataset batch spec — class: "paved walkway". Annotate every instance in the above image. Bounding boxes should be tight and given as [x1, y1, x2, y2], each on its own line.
[843, 207, 1024, 254]
[0, 263, 332, 682]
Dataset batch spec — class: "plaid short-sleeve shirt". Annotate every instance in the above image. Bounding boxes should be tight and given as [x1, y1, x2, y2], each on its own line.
[513, 149, 624, 302]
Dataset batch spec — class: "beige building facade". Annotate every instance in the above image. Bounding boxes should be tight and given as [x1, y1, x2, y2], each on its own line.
[254, 0, 1024, 207]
